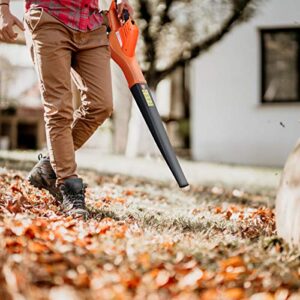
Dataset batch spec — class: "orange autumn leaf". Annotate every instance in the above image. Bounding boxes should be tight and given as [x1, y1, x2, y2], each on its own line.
[99, 224, 111, 234]
[239, 213, 244, 220]
[114, 197, 126, 204]
[28, 241, 49, 254]
[229, 205, 240, 213]
[74, 239, 88, 247]
[201, 270, 214, 281]
[138, 252, 151, 269]
[161, 241, 174, 251]
[219, 256, 244, 271]
[222, 288, 245, 300]
[37, 253, 64, 264]
[95, 202, 103, 208]
[65, 216, 74, 222]
[201, 289, 218, 300]
[64, 220, 77, 229]
[121, 275, 140, 289]
[46, 263, 68, 275]
[150, 268, 160, 278]
[114, 225, 128, 239]
[35, 219, 50, 228]
[220, 271, 240, 282]
[74, 273, 90, 288]
[114, 231, 125, 239]
[123, 189, 135, 196]
[215, 206, 222, 214]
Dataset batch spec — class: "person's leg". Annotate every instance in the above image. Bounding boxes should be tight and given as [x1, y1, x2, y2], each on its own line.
[25, 11, 88, 216]
[70, 26, 113, 150]
[24, 9, 77, 184]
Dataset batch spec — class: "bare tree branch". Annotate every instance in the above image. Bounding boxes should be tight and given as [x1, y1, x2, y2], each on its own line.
[146, 0, 255, 87]
[159, 0, 173, 27]
[139, 0, 157, 78]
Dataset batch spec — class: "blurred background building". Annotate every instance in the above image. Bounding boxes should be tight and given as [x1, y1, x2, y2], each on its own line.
[191, 0, 300, 166]
[0, 0, 299, 167]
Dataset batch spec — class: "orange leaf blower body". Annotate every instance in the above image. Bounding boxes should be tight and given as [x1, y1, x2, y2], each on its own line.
[107, 1, 189, 188]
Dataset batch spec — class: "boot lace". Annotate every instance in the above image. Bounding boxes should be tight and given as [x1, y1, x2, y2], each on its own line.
[71, 192, 86, 209]
[61, 185, 87, 210]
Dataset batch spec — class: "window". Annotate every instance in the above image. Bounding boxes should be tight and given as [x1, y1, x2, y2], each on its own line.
[261, 28, 300, 103]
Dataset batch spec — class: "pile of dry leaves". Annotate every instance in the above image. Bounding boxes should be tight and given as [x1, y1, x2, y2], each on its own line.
[0, 169, 299, 300]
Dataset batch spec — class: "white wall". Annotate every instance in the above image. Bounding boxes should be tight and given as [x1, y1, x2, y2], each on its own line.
[191, 0, 300, 167]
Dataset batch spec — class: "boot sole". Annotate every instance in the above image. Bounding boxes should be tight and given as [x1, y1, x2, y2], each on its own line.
[27, 174, 63, 202]
[67, 208, 89, 219]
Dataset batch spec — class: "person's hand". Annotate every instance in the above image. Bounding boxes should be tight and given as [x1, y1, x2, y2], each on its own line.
[0, 5, 24, 42]
[117, 0, 134, 20]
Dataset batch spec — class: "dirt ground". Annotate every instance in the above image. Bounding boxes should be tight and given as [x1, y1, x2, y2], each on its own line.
[0, 167, 299, 300]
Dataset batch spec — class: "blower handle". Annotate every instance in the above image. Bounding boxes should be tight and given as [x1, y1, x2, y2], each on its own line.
[122, 9, 130, 21]
[114, 0, 130, 22]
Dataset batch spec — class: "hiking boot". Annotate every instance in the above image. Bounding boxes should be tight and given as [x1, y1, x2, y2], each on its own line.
[27, 154, 62, 202]
[59, 178, 89, 218]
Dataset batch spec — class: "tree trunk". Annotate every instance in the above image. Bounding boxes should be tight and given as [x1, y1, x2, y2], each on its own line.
[111, 62, 132, 154]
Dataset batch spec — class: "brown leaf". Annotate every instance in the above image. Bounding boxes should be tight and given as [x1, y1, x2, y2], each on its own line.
[6, 200, 23, 214]
[74, 273, 90, 288]
[123, 189, 135, 196]
[28, 241, 49, 254]
[215, 206, 222, 214]
[10, 185, 23, 194]
[5, 238, 24, 254]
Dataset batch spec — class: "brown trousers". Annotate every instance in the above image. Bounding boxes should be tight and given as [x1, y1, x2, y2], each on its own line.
[24, 9, 113, 184]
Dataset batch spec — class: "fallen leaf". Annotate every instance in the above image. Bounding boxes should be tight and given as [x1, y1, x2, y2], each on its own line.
[250, 292, 274, 300]
[155, 270, 170, 287]
[178, 268, 203, 288]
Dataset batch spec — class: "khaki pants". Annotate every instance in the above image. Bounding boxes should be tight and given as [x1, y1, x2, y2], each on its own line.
[24, 9, 113, 184]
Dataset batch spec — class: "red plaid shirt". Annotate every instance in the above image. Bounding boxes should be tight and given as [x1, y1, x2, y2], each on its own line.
[25, 0, 104, 32]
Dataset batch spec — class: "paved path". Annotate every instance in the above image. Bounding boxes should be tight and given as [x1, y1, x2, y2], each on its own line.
[0, 149, 281, 192]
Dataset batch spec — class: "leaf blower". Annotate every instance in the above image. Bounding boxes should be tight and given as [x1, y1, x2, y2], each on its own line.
[106, 0, 189, 188]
